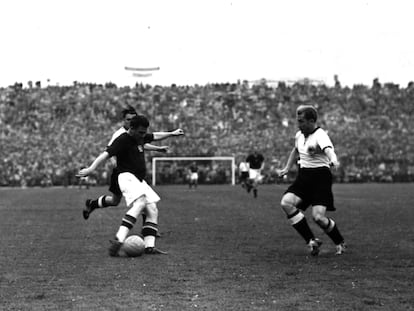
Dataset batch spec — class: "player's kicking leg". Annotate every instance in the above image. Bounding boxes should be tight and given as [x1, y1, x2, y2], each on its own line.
[109, 198, 145, 256]
[141, 203, 166, 254]
[110, 173, 166, 256]
[109, 200, 166, 256]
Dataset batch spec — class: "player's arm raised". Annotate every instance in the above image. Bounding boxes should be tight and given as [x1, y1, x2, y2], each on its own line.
[152, 129, 184, 141]
[77, 151, 110, 177]
[278, 147, 298, 177]
[144, 144, 170, 153]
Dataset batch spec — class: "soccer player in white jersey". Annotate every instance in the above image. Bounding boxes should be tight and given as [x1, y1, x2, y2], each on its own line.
[78, 115, 184, 256]
[278, 105, 346, 256]
[238, 160, 249, 189]
[83, 106, 168, 220]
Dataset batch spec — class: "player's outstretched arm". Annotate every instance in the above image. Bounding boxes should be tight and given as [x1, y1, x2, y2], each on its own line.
[144, 144, 170, 153]
[152, 129, 184, 141]
[77, 152, 110, 177]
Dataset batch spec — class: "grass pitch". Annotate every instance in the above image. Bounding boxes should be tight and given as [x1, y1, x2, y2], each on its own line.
[0, 184, 413, 310]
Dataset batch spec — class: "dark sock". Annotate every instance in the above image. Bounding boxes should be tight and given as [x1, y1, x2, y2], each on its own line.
[323, 219, 344, 245]
[90, 199, 99, 210]
[91, 195, 111, 209]
[289, 210, 315, 244]
[142, 221, 158, 238]
[121, 214, 137, 229]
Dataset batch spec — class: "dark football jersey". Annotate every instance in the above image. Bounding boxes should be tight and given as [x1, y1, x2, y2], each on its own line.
[246, 153, 264, 169]
[189, 164, 198, 173]
[106, 132, 154, 181]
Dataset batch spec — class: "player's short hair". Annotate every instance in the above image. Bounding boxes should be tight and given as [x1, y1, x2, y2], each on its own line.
[296, 105, 318, 122]
[130, 115, 150, 129]
[122, 106, 138, 118]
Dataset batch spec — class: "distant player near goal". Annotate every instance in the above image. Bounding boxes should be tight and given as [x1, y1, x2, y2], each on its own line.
[188, 162, 199, 189]
[152, 157, 236, 186]
[246, 150, 265, 198]
[238, 160, 249, 189]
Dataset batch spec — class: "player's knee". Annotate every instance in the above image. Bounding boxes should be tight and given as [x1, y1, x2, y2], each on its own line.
[312, 208, 327, 225]
[127, 197, 146, 218]
[312, 213, 323, 224]
[146, 203, 158, 218]
[280, 195, 296, 214]
[280, 195, 289, 207]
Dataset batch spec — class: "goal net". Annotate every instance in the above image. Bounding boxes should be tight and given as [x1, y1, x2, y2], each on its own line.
[151, 156, 236, 186]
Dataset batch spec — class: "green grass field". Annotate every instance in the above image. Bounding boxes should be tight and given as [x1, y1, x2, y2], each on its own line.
[0, 184, 413, 311]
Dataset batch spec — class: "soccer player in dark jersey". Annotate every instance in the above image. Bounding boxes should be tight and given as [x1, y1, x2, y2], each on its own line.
[246, 151, 265, 198]
[82, 106, 168, 220]
[78, 115, 184, 256]
[278, 105, 346, 256]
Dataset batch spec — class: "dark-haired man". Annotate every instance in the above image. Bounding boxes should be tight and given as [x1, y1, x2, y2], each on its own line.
[78, 115, 184, 256]
[82, 106, 168, 220]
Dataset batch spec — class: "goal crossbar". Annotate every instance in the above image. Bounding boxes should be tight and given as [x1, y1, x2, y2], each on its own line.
[152, 156, 235, 186]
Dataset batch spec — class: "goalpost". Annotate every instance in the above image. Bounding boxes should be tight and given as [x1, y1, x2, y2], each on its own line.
[152, 156, 236, 186]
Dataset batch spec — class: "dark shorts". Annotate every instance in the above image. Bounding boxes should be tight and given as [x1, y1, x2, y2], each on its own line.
[108, 168, 122, 196]
[285, 167, 336, 211]
[240, 172, 249, 181]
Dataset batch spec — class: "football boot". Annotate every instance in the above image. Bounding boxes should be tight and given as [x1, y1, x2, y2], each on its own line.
[108, 238, 123, 257]
[308, 238, 323, 256]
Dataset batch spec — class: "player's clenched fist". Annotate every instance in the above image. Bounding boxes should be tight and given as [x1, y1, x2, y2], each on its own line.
[172, 129, 184, 136]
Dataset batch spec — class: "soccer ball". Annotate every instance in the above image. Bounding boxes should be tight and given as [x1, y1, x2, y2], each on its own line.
[122, 235, 145, 257]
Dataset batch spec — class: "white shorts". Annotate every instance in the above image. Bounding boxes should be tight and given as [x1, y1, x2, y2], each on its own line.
[118, 172, 160, 207]
[190, 172, 199, 181]
[249, 169, 261, 181]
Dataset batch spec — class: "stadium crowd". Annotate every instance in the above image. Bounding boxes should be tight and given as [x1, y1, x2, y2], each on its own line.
[1, 77, 413, 187]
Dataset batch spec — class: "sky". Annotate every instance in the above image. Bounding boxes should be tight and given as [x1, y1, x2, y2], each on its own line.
[1, 0, 414, 88]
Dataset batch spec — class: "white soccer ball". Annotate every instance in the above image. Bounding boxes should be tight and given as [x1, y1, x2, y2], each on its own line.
[122, 235, 145, 257]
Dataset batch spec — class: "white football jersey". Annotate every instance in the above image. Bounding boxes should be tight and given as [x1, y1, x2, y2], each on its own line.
[108, 127, 127, 146]
[239, 162, 249, 172]
[107, 127, 127, 166]
[295, 127, 333, 168]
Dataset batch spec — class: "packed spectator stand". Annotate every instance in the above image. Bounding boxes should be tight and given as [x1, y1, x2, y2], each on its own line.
[0, 77, 413, 187]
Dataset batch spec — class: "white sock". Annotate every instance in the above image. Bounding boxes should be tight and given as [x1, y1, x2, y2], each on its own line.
[144, 236, 155, 248]
[116, 226, 129, 242]
[98, 195, 105, 208]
